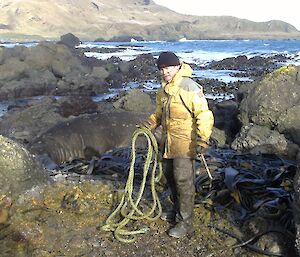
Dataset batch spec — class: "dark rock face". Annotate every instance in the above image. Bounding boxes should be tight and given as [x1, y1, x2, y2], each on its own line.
[124, 53, 158, 80]
[0, 135, 50, 197]
[207, 54, 290, 78]
[107, 53, 158, 88]
[232, 65, 300, 159]
[58, 33, 81, 48]
[0, 97, 66, 143]
[210, 100, 240, 144]
[0, 42, 160, 100]
[57, 96, 99, 118]
[113, 89, 155, 113]
[293, 163, 300, 254]
[0, 42, 110, 99]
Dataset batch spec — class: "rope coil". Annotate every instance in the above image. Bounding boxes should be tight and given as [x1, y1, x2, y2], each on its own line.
[101, 127, 163, 243]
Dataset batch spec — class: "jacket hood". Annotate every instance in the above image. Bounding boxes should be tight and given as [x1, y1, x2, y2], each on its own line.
[176, 62, 193, 78]
[162, 63, 193, 88]
[162, 63, 193, 94]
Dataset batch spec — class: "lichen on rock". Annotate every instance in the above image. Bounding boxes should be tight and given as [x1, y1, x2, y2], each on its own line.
[0, 135, 50, 197]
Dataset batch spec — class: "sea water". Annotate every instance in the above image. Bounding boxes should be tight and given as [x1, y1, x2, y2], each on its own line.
[80, 39, 300, 81]
[80, 39, 300, 64]
[2, 39, 299, 79]
[0, 39, 299, 117]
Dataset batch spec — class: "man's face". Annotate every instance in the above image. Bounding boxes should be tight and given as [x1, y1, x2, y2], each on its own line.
[160, 65, 180, 82]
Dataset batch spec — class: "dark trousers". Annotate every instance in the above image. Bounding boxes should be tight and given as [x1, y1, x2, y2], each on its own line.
[163, 158, 195, 222]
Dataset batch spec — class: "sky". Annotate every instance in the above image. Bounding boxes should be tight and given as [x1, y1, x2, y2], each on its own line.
[153, 0, 300, 31]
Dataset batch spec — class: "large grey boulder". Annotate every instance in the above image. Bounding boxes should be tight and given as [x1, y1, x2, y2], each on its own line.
[0, 97, 66, 143]
[113, 89, 154, 113]
[231, 124, 299, 159]
[233, 65, 300, 158]
[0, 42, 110, 99]
[0, 57, 29, 81]
[58, 33, 81, 48]
[0, 135, 50, 197]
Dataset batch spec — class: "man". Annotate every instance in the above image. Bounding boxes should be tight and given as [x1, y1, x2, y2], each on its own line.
[140, 51, 214, 238]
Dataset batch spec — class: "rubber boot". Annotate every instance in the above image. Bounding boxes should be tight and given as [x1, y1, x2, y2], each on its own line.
[161, 159, 178, 221]
[168, 158, 195, 238]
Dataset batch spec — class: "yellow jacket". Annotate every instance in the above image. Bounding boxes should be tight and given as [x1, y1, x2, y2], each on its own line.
[145, 63, 214, 159]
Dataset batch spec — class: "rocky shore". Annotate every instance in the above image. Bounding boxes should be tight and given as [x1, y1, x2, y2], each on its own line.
[0, 34, 300, 256]
[0, 34, 299, 160]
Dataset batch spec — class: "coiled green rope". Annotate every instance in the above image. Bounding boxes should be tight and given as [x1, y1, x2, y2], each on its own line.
[101, 127, 163, 243]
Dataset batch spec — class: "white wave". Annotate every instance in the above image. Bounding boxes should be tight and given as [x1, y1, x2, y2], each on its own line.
[205, 93, 235, 102]
[178, 51, 238, 65]
[179, 37, 187, 42]
[92, 92, 118, 102]
[84, 48, 151, 61]
[0, 42, 38, 48]
[193, 69, 253, 83]
[77, 42, 119, 49]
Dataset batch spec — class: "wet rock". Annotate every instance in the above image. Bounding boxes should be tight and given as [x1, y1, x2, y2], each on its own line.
[294, 164, 300, 255]
[124, 53, 158, 81]
[0, 42, 111, 99]
[57, 96, 99, 118]
[277, 105, 300, 145]
[0, 43, 160, 100]
[90, 66, 110, 79]
[0, 97, 66, 143]
[0, 57, 29, 82]
[234, 65, 300, 158]
[0, 70, 58, 99]
[242, 217, 292, 256]
[210, 127, 227, 148]
[0, 135, 50, 197]
[58, 33, 81, 48]
[238, 65, 300, 131]
[211, 99, 240, 144]
[25, 43, 57, 69]
[113, 89, 154, 112]
[232, 124, 299, 159]
[207, 54, 284, 78]
[108, 53, 158, 88]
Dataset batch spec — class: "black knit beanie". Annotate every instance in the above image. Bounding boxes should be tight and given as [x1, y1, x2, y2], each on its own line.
[157, 51, 180, 69]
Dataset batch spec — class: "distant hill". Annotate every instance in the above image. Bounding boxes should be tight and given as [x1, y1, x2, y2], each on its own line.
[0, 0, 299, 41]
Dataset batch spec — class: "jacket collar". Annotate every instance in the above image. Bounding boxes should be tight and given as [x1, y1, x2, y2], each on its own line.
[162, 63, 193, 95]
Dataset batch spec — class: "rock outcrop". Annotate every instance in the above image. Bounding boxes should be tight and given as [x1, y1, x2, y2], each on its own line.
[0, 42, 110, 99]
[0, 41, 159, 100]
[0, 135, 50, 197]
[232, 65, 300, 159]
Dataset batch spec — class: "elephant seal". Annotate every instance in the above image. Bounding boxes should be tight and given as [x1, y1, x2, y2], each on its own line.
[28, 111, 148, 168]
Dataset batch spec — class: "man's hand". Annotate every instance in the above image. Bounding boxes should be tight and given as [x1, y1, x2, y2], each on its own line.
[196, 140, 209, 155]
[137, 121, 152, 130]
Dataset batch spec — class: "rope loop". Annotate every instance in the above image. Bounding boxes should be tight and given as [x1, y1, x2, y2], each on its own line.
[101, 127, 163, 243]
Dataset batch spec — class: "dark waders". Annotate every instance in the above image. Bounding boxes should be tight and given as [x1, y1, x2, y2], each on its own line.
[163, 158, 195, 238]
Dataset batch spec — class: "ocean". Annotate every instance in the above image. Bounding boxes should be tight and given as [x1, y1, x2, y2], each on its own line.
[0, 39, 299, 116]
[81, 39, 300, 63]
[81, 39, 300, 85]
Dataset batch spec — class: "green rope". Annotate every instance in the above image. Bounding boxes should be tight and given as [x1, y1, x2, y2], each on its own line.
[101, 127, 163, 243]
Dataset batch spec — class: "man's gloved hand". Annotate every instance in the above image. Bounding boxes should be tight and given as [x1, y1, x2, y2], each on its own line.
[136, 121, 152, 130]
[196, 140, 209, 155]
